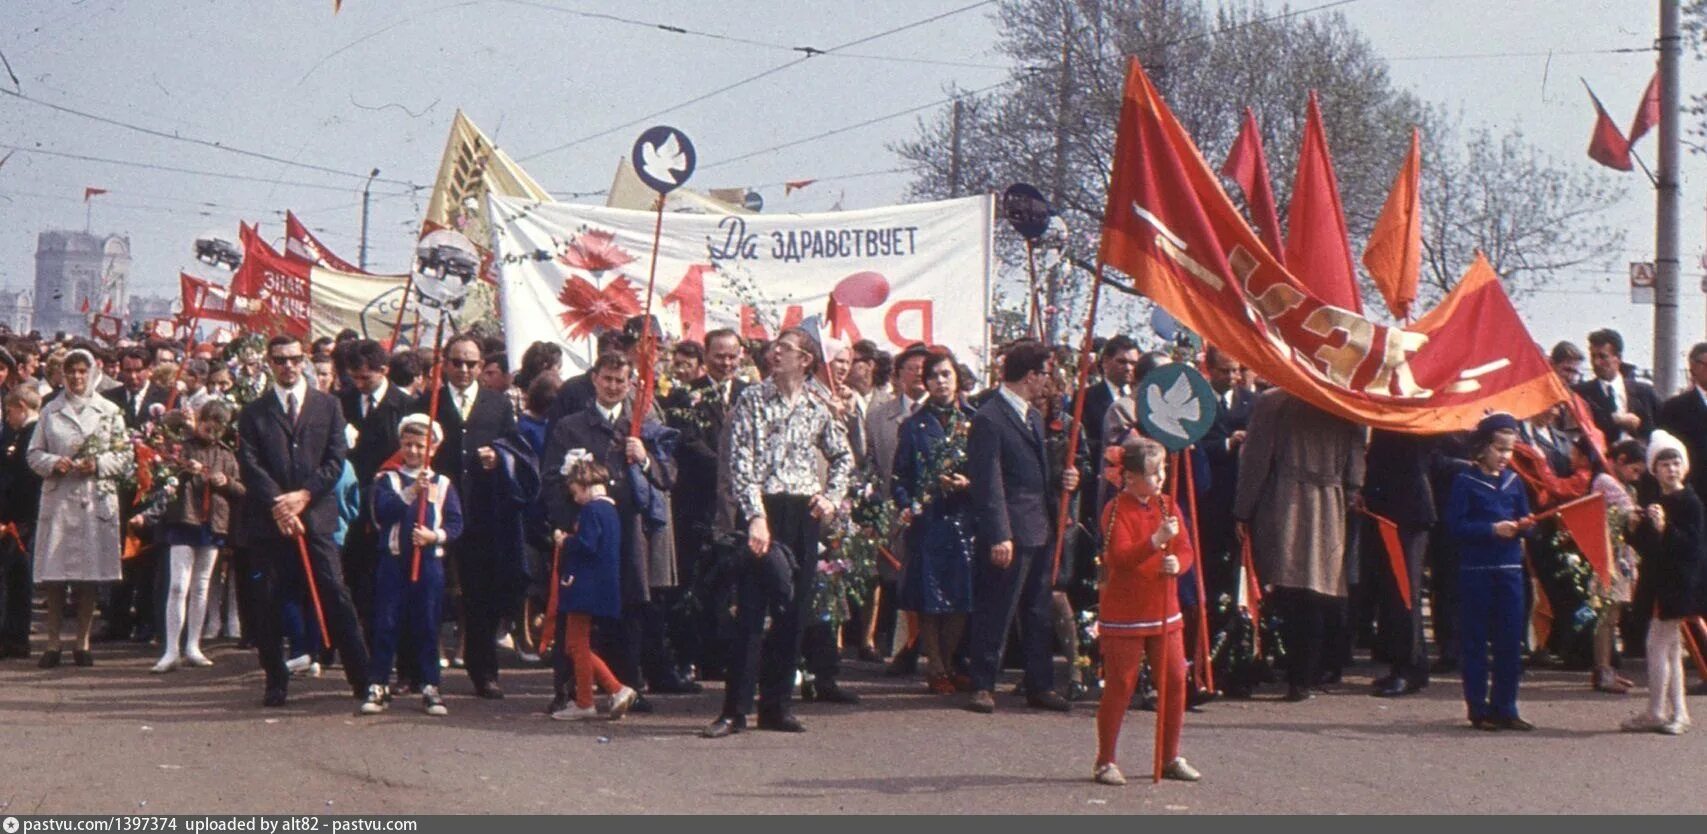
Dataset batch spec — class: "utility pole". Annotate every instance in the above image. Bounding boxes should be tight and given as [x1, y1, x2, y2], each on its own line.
[359, 167, 380, 271]
[948, 99, 964, 198]
[1654, 0, 1682, 393]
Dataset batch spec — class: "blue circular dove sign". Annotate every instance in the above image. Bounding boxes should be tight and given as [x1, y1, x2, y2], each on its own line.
[1135, 363, 1218, 452]
[632, 125, 696, 194]
[1002, 183, 1052, 240]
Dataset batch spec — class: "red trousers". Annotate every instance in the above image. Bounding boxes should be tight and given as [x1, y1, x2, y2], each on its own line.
[1096, 630, 1186, 768]
[566, 613, 623, 709]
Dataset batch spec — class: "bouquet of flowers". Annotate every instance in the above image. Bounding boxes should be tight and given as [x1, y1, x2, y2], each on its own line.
[910, 411, 971, 513]
[812, 472, 897, 627]
[222, 333, 271, 408]
[73, 418, 136, 498]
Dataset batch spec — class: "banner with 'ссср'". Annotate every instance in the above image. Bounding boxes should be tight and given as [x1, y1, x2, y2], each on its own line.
[1099, 60, 1569, 434]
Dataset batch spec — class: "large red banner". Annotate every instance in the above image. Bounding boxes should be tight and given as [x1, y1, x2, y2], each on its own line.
[1100, 61, 1568, 433]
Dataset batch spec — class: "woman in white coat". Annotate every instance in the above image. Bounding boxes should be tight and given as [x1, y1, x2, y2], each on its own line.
[28, 349, 129, 668]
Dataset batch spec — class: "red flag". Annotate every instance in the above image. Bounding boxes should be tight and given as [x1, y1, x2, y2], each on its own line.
[1553, 492, 1612, 586]
[1585, 83, 1633, 171]
[1628, 72, 1660, 148]
[1219, 108, 1285, 265]
[784, 179, 817, 195]
[1283, 93, 1362, 313]
[79, 297, 90, 314]
[229, 223, 313, 336]
[1360, 509, 1411, 609]
[284, 210, 365, 273]
[83, 186, 107, 202]
[101, 297, 112, 315]
[1362, 128, 1423, 321]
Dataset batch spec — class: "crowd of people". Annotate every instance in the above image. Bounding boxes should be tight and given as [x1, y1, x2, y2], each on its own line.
[0, 318, 1705, 786]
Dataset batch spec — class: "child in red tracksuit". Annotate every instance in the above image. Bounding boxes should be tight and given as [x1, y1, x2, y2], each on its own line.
[1094, 436, 1200, 786]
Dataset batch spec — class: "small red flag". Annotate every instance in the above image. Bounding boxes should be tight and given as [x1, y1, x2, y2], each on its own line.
[1360, 509, 1411, 609]
[1585, 83, 1633, 171]
[79, 297, 90, 314]
[1220, 107, 1286, 265]
[1628, 72, 1660, 148]
[784, 179, 817, 195]
[83, 186, 107, 202]
[1553, 492, 1612, 587]
[1283, 92, 1362, 313]
[1362, 128, 1423, 321]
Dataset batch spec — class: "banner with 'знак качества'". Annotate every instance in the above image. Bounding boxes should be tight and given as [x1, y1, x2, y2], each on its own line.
[488, 194, 994, 372]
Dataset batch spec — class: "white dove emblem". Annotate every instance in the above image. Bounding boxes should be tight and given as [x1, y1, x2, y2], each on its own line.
[1145, 374, 1201, 440]
[641, 132, 688, 186]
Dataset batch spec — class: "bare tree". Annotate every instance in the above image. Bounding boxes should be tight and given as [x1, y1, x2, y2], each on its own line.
[898, 0, 1623, 332]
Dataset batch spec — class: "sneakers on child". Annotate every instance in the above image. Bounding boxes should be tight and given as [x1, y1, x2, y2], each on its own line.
[286, 654, 313, 674]
[421, 685, 448, 717]
[182, 652, 214, 668]
[607, 686, 638, 720]
[358, 684, 389, 716]
[1622, 713, 1667, 733]
[1092, 763, 1126, 786]
[1163, 757, 1202, 782]
[552, 703, 601, 721]
[150, 656, 179, 674]
[1659, 719, 1690, 735]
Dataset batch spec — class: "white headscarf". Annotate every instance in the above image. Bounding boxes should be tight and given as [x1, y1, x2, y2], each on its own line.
[61, 349, 97, 409]
[1648, 429, 1690, 475]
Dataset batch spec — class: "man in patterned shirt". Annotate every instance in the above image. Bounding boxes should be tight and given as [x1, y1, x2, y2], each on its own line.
[703, 327, 854, 738]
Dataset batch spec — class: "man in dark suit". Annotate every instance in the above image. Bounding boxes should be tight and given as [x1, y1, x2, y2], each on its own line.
[542, 350, 677, 710]
[1198, 346, 1256, 692]
[416, 333, 524, 699]
[1360, 431, 1436, 697]
[1659, 341, 1707, 498]
[666, 328, 747, 682]
[0, 385, 41, 658]
[1574, 329, 1660, 445]
[965, 340, 1080, 714]
[237, 336, 370, 709]
[102, 345, 171, 642]
[545, 330, 625, 426]
[337, 340, 411, 627]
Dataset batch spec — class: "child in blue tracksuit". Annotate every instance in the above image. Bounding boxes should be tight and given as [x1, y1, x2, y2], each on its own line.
[361, 415, 463, 717]
[1445, 413, 1534, 731]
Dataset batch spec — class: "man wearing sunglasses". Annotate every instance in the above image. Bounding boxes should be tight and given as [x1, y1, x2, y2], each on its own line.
[236, 336, 371, 709]
[413, 333, 531, 700]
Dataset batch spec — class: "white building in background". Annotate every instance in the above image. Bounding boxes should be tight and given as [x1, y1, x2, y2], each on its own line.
[33, 230, 130, 338]
[129, 295, 178, 323]
[0, 289, 32, 334]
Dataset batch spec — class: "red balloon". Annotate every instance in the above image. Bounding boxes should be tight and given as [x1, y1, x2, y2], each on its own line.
[832, 271, 890, 308]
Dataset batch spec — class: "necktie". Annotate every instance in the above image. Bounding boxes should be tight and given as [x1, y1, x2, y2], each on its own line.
[1027, 408, 1045, 447]
[286, 392, 299, 424]
[458, 390, 473, 421]
[364, 393, 376, 418]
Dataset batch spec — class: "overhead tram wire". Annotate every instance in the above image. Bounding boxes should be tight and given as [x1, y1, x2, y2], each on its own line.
[516, 0, 997, 163]
[0, 86, 420, 189]
[0, 144, 420, 197]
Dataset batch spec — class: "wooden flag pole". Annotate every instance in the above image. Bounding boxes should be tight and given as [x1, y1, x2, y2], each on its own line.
[1180, 445, 1213, 693]
[410, 307, 452, 583]
[295, 534, 330, 643]
[1048, 256, 1108, 583]
[1023, 240, 1043, 339]
[629, 193, 668, 439]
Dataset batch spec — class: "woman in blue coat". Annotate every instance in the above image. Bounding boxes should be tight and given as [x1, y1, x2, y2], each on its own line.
[893, 348, 976, 695]
[1444, 413, 1534, 731]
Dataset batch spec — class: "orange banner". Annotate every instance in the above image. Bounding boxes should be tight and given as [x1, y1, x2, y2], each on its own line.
[1099, 61, 1569, 434]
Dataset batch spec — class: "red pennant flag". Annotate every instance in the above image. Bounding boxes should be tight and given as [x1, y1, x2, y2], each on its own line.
[1219, 108, 1286, 265]
[1283, 92, 1362, 313]
[1628, 72, 1660, 148]
[1585, 83, 1633, 171]
[284, 210, 365, 273]
[1362, 128, 1423, 321]
[79, 297, 90, 314]
[1360, 509, 1411, 609]
[1552, 492, 1612, 586]
[784, 179, 817, 195]
[229, 222, 313, 337]
[83, 186, 107, 202]
[102, 297, 112, 315]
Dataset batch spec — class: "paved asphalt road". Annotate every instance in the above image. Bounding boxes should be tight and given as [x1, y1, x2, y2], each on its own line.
[0, 642, 1702, 815]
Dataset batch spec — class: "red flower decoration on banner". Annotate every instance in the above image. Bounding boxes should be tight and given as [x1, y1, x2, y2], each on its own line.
[558, 275, 641, 340]
[559, 230, 635, 273]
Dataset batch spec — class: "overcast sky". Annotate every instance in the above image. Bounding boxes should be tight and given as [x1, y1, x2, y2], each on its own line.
[0, 0, 1696, 370]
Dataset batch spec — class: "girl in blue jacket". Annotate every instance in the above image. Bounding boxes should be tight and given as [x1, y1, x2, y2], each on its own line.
[551, 453, 638, 722]
[1445, 413, 1534, 731]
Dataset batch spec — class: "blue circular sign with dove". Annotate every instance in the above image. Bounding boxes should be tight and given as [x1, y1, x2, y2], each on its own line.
[632, 125, 696, 194]
[1136, 363, 1218, 452]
